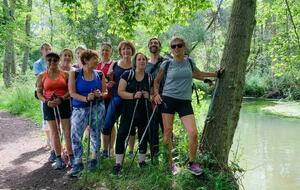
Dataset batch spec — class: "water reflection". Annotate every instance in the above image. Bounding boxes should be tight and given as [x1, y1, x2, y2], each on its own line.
[231, 108, 300, 190]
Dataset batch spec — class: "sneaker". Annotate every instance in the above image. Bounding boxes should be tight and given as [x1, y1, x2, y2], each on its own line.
[128, 151, 134, 159]
[54, 157, 64, 170]
[62, 151, 69, 166]
[170, 162, 180, 175]
[88, 159, 97, 172]
[187, 161, 203, 176]
[68, 163, 84, 177]
[101, 150, 109, 159]
[139, 161, 147, 168]
[48, 150, 56, 163]
[112, 164, 122, 175]
[68, 155, 75, 168]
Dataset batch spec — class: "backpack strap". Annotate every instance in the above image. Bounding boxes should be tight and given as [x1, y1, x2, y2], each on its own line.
[126, 69, 135, 82]
[95, 70, 103, 80]
[74, 69, 80, 79]
[186, 57, 194, 71]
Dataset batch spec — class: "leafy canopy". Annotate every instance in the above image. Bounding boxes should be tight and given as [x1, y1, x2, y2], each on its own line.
[59, 0, 211, 39]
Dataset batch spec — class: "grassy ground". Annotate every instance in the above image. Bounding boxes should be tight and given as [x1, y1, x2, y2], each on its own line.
[74, 92, 237, 190]
[0, 77, 237, 190]
[0, 74, 42, 126]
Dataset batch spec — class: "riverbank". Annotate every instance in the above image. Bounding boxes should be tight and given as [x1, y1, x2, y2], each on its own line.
[261, 101, 300, 119]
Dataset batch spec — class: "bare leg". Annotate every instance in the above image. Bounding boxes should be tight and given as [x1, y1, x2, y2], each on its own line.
[180, 114, 198, 162]
[162, 113, 174, 164]
[48, 120, 61, 156]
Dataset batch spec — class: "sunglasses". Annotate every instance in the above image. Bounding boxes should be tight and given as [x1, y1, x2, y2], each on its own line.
[47, 58, 59, 62]
[170, 44, 184, 49]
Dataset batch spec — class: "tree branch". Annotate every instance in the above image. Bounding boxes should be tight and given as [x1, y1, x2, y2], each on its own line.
[284, 0, 300, 48]
[189, 0, 224, 53]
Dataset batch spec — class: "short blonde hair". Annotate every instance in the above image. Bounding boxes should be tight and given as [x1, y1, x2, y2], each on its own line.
[118, 41, 136, 57]
[60, 48, 74, 59]
[169, 36, 186, 47]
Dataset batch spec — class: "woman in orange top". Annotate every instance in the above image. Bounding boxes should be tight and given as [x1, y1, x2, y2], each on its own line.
[36, 52, 73, 170]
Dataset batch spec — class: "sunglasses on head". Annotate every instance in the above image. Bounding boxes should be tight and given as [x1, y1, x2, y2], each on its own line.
[170, 44, 183, 49]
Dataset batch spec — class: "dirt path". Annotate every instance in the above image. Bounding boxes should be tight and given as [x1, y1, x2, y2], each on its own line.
[0, 112, 76, 190]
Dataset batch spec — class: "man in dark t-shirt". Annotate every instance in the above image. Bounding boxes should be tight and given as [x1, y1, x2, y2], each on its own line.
[145, 38, 166, 160]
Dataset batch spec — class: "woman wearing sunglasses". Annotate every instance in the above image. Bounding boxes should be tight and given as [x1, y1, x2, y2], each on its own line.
[153, 36, 223, 176]
[36, 52, 73, 170]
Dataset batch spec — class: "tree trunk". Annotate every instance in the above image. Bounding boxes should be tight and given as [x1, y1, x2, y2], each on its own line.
[2, 0, 15, 87]
[48, 0, 54, 44]
[22, 0, 32, 74]
[200, 0, 257, 166]
[9, 0, 16, 75]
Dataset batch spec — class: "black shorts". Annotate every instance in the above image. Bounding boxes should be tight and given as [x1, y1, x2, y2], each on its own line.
[162, 96, 194, 118]
[43, 99, 72, 121]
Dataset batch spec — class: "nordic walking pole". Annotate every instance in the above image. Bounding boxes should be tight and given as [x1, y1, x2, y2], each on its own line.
[51, 93, 63, 145]
[125, 104, 158, 176]
[144, 98, 153, 164]
[85, 93, 93, 183]
[120, 98, 139, 166]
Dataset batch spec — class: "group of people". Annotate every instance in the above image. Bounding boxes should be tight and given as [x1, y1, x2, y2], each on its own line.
[33, 37, 222, 177]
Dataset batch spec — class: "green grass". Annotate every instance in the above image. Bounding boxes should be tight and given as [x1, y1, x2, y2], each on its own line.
[75, 94, 236, 190]
[0, 76, 237, 190]
[0, 74, 42, 126]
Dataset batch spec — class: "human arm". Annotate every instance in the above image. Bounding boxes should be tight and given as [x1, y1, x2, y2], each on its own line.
[153, 69, 164, 104]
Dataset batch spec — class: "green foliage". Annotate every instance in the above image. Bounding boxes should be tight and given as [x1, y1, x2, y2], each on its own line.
[246, 0, 300, 100]
[244, 69, 271, 97]
[0, 72, 42, 125]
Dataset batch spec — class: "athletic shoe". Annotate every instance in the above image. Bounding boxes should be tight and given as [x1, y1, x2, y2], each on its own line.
[187, 161, 203, 176]
[68, 163, 84, 177]
[112, 164, 122, 175]
[89, 159, 97, 172]
[139, 161, 147, 168]
[101, 150, 109, 159]
[48, 150, 56, 163]
[62, 151, 69, 166]
[128, 151, 134, 159]
[170, 162, 180, 175]
[68, 155, 75, 168]
[54, 157, 63, 170]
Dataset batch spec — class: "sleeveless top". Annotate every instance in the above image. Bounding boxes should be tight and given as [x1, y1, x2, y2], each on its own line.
[111, 62, 131, 97]
[121, 70, 152, 119]
[72, 69, 102, 107]
[43, 71, 67, 100]
[96, 60, 113, 76]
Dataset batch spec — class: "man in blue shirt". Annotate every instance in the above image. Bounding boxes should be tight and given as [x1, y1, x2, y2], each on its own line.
[33, 43, 52, 75]
[33, 43, 55, 161]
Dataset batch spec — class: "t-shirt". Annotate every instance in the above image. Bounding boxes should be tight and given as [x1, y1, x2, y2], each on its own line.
[33, 58, 47, 75]
[160, 58, 196, 100]
[145, 57, 165, 93]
